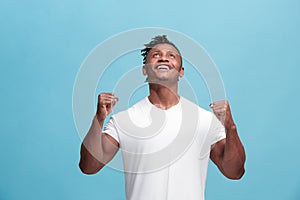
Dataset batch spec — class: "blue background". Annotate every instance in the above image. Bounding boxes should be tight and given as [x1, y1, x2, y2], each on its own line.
[1, 0, 299, 199]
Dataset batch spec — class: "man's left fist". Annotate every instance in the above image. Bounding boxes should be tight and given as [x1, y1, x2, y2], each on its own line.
[210, 100, 235, 130]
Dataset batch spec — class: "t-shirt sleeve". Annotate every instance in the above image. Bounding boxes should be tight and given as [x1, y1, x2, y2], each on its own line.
[209, 114, 226, 147]
[103, 116, 120, 143]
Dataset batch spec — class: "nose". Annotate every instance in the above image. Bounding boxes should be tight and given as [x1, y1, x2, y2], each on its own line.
[158, 53, 169, 63]
[158, 58, 169, 63]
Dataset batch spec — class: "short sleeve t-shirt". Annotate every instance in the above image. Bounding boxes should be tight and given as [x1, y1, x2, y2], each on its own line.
[103, 97, 225, 200]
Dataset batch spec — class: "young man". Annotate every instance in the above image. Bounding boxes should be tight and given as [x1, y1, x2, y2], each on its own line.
[79, 35, 246, 200]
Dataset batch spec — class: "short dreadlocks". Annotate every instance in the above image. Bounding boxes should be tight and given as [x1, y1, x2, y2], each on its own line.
[141, 35, 182, 65]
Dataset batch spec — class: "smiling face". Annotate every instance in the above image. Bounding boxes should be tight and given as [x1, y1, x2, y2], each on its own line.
[143, 43, 184, 84]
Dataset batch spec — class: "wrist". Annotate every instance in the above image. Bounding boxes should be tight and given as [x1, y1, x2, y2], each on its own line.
[95, 113, 105, 126]
[225, 123, 236, 132]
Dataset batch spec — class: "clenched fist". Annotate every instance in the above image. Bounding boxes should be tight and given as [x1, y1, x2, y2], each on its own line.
[210, 100, 235, 130]
[96, 92, 118, 121]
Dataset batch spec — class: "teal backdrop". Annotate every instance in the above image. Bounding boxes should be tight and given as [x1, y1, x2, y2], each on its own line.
[0, 0, 299, 199]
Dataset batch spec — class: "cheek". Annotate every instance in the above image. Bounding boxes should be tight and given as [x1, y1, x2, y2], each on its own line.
[146, 57, 157, 64]
[144, 65, 154, 74]
[173, 59, 181, 67]
[178, 57, 182, 65]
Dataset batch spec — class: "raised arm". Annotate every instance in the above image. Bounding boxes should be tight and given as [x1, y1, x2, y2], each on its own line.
[79, 93, 119, 174]
[209, 100, 246, 180]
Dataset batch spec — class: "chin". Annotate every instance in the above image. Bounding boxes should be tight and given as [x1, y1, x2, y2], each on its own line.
[154, 77, 169, 82]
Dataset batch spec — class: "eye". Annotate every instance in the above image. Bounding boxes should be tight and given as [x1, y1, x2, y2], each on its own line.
[152, 53, 160, 57]
[169, 53, 175, 58]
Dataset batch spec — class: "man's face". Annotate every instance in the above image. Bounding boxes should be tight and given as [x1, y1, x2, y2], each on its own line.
[143, 43, 184, 84]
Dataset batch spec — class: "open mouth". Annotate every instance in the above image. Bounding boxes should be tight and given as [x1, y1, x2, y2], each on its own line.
[156, 65, 172, 70]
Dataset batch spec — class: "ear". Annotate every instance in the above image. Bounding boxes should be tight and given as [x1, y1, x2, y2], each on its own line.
[179, 66, 184, 77]
[142, 65, 147, 75]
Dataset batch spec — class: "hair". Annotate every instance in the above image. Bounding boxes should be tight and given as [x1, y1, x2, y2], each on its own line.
[141, 35, 182, 65]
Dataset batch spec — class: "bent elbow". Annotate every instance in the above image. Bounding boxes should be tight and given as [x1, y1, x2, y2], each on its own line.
[226, 168, 245, 180]
[79, 162, 103, 175]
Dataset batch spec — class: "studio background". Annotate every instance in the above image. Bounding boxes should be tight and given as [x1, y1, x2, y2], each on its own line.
[1, 0, 299, 199]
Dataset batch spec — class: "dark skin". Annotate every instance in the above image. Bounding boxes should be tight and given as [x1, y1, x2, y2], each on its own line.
[209, 101, 245, 179]
[79, 43, 245, 179]
[79, 92, 119, 174]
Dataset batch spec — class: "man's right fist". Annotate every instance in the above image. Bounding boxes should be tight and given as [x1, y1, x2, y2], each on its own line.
[96, 92, 118, 121]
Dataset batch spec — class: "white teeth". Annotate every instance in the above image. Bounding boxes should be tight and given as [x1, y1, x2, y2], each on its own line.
[157, 65, 170, 70]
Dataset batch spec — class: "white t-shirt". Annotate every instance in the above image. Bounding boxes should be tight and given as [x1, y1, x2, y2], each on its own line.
[104, 97, 225, 200]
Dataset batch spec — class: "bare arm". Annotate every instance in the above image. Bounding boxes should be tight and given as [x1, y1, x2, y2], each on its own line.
[79, 93, 119, 174]
[209, 100, 246, 180]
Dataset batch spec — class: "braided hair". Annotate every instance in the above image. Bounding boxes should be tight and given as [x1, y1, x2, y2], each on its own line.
[141, 35, 182, 65]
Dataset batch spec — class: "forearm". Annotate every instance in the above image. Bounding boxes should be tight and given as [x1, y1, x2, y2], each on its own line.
[79, 116, 105, 174]
[222, 125, 246, 179]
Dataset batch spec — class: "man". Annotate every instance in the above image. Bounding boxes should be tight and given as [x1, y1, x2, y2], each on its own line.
[79, 35, 246, 200]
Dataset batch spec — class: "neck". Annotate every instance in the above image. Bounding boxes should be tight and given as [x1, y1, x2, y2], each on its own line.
[148, 83, 180, 110]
